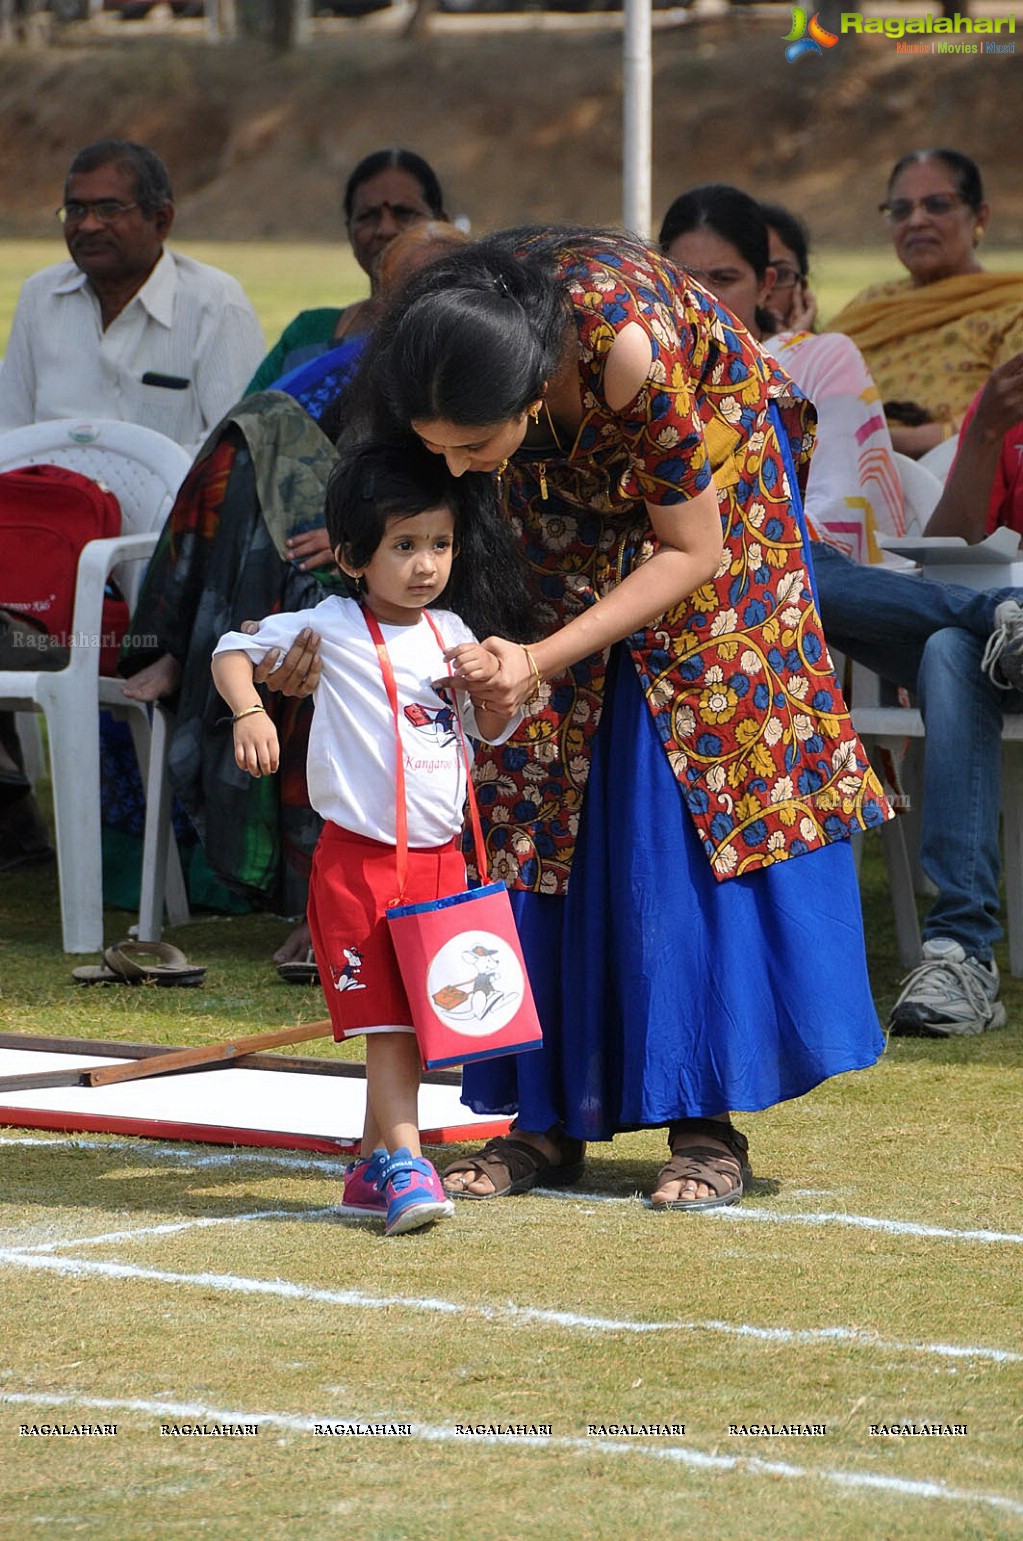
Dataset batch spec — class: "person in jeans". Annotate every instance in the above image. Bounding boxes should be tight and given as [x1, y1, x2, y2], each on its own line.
[660, 184, 1023, 1037]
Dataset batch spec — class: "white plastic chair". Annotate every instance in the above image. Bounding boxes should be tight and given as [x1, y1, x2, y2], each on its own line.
[918, 433, 960, 483]
[852, 662, 1023, 979]
[0, 418, 192, 953]
[891, 452, 944, 535]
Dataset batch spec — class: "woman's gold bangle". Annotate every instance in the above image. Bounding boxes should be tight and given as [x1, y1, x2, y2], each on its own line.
[232, 703, 267, 723]
[522, 645, 542, 703]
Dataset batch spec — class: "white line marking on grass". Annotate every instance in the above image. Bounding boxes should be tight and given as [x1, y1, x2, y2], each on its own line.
[5, 1136, 1023, 1246]
[708, 1207, 1023, 1246]
[536, 1188, 1023, 1245]
[0, 1135, 350, 1175]
[2, 1390, 1021, 1519]
[1, 1247, 1019, 1364]
[7, 1209, 338, 1255]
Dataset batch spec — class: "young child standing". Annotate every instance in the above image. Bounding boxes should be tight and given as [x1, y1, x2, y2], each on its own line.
[212, 441, 527, 1236]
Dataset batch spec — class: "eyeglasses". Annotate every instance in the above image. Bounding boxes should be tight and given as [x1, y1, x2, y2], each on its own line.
[879, 193, 964, 223]
[769, 262, 804, 290]
[56, 200, 140, 226]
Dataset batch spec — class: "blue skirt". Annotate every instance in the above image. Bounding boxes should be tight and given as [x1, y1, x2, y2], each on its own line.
[462, 647, 884, 1141]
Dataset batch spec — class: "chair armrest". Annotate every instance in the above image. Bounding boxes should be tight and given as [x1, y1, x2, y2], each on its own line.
[69, 532, 160, 640]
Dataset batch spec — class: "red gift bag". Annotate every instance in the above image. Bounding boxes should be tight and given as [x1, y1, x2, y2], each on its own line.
[365, 609, 543, 1072]
[388, 880, 542, 1071]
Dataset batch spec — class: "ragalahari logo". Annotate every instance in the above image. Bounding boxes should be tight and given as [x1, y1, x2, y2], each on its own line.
[784, 6, 840, 61]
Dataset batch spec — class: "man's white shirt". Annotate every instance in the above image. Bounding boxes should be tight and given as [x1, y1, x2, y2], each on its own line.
[0, 249, 265, 454]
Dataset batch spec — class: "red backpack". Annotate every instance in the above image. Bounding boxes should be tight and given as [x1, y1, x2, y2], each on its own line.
[0, 462, 128, 674]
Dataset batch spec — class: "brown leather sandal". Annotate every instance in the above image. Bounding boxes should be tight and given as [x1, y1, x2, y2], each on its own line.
[442, 1126, 585, 1200]
[651, 1118, 751, 1212]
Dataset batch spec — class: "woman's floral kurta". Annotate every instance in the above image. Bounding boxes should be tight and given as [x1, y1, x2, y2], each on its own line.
[475, 242, 891, 894]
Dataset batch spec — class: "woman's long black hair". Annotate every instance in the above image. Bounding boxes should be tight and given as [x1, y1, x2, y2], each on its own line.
[348, 226, 576, 440]
[337, 224, 670, 640]
[348, 223, 676, 441]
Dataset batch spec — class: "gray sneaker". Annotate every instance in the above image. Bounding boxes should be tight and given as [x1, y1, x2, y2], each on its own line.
[981, 598, 1023, 692]
[888, 937, 1007, 1037]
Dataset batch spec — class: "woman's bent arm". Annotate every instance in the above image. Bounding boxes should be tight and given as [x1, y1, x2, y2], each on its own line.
[455, 484, 724, 713]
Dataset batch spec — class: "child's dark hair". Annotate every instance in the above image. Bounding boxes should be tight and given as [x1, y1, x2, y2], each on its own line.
[325, 439, 537, 643]
[325, 439, 453, 570]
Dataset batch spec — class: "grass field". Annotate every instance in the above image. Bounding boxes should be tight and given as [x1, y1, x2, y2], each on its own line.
[1, 796, 1022, 1538]
[1, 240, 1022, 1538]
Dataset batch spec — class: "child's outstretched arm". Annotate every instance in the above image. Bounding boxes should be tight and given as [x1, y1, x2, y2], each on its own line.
[211, 650, 280, 778]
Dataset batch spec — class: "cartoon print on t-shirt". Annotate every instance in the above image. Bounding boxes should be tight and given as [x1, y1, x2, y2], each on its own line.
[404, 699, 458, 746]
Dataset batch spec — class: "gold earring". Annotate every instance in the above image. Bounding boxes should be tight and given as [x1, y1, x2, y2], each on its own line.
[975, 225, 985, 242]
[529, 402, 541, 424]
[495, 458, 509, 476]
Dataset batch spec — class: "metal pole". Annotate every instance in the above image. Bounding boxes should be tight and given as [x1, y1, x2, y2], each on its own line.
[622, 0, 652, 238]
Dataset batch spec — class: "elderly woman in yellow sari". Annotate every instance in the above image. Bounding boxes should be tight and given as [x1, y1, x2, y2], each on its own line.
[830, 149, 1023, 459]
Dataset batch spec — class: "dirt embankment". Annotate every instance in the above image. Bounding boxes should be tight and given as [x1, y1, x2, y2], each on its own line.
[0, 19, 1020, 245]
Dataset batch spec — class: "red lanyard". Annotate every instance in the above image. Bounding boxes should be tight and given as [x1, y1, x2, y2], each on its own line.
[362, 606, 489, 905]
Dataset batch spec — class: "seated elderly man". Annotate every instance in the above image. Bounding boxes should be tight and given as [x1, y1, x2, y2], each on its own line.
[0, 137, 264, 452]
[0, 137, 265, 871]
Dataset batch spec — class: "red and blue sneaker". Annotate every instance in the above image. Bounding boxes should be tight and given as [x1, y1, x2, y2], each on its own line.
[337, 1149, 389, 1219]
[377, 1147, 455, 1237]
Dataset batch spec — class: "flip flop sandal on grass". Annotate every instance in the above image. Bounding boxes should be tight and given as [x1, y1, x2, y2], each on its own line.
[275, 948, 320, 984]
[651, 1118, 752, 1212]
[72, 940, 206, 988]
[442, 1128, 585, 1200]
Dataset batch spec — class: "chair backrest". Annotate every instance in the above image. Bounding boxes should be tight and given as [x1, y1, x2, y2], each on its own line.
[0, 418, 191, 532]
[0, 418, 192, 607]
[917, 433, 960, 483]
[892, 452, 944, 535]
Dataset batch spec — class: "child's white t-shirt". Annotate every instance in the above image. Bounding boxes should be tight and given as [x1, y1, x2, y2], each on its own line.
[214, 597, 520, 848]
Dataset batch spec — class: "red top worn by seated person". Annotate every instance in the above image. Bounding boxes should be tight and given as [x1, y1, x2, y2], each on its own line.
[956, 392, 1023, 538]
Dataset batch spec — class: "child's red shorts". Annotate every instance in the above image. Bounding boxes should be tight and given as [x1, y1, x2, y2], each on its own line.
[306, 822, 466, 1041]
